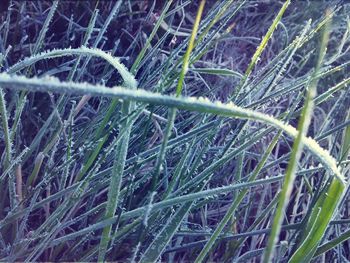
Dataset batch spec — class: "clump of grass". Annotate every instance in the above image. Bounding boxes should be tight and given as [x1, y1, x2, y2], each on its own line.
[0, 1, 349, 262]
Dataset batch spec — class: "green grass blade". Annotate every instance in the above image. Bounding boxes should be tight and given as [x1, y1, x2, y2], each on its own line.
[339, 109, 350, 162]
[150, 0, 206, 191]
[289, 178, 345, 262]
[314, 225, 350, 257]
[97, 108, 135, 261]
[140, 202, 193, 263]
[176, 0, 206, 96]
[191, 67, 243, 79]
[0, 87, 15, 211]
[0, 73, 344, 185]
[0, 88, 11, 169]
[130, 0, 173, 74]
[263, 12, 336, 262]
[8, 47, 137, 89]
[231, 0, 291, 101]
[195, 131, 282, 262]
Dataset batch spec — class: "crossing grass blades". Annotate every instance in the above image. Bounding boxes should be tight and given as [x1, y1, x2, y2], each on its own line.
[0, 0, 350, 262]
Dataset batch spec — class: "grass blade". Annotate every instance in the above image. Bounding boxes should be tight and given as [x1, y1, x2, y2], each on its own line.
[263, 11, 339, 262]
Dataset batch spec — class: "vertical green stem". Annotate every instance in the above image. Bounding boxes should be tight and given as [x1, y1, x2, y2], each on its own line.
[151, 0, 206, 192]
[231, 0, 290, 102]
[263, 12, 331, 263]
[98, 101, 134, 261]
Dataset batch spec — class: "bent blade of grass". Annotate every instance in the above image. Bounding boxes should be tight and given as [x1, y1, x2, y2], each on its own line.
[7, 46, 137, 89]
[6, 47, 136, 262]
[8, 45, 137, 185]
[0, 73, 344, 184]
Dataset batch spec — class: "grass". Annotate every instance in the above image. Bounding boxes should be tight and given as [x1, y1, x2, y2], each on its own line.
[0, 1, 349, 262]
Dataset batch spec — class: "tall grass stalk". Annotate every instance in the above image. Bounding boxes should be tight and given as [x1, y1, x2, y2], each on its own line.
[263, 11, 340, 263]
[231, 0, 291, 101]
[151, 0, 205, 192]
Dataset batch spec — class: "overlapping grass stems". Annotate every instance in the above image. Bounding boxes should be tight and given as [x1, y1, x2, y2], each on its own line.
[0, 0, 349, 262]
